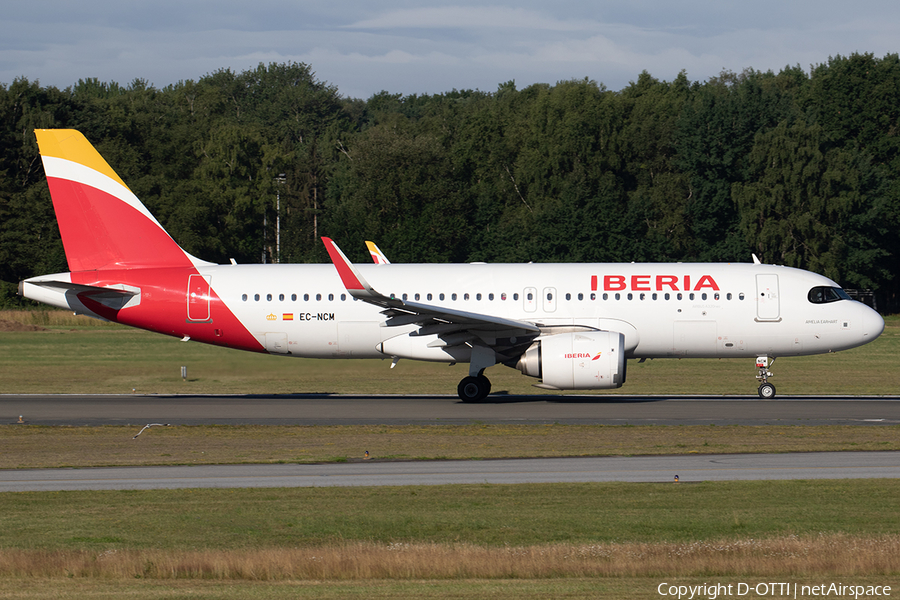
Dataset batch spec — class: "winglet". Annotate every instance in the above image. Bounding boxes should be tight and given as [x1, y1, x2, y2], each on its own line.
[365, 241, 392, 265]
[321, 237, 380, 300]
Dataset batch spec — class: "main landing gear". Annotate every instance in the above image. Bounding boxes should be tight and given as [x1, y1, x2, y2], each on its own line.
[756, 356, 776, 399]
[458, 375, 492, 403]
[457, 346, 497, 403]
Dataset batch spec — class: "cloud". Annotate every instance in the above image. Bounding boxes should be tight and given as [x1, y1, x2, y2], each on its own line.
[347, 6, 590, 32]
[3, 1, 900, 99]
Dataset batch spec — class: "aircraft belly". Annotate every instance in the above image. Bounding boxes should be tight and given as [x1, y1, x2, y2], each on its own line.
[672, 320, 718, 356]
[337, 321, 383, 358]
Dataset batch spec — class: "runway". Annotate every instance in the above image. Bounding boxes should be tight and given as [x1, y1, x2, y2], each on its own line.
[2, 452, 898, 492]
[3, 394, 900, 426]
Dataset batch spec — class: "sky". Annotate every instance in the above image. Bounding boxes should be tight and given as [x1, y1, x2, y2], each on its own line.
[3, 1, 899, 99]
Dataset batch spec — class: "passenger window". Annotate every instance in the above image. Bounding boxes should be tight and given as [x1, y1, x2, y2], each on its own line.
[501, 293, 507, 300]
[726, 293, 732, 300]
[329, 294, 334, 301]
[665, 293, 670, 300]
[267, 294, 272, 301]
[627, 293, 633, 300]
[702, 293, 707, 300]
[242, 294, 248, 301]
[652, 293, 658, 300]
[440, 293, 445, 301]
[415, 293, 420, 301]
[477, 293, 482, 301]
[689, 293, 695, 300]
[402, 293, 408, 301]
[304, 294, 309, 301]
[464, 293, 469, 301]
[639, 293, 645, 300]
[427, 293, 433, 301]
[513, 293, 519, 301]
[341, 294, 346, 301]
[452, 293, 458, 301]
[316, 294, 322, 301]
[677, 293, 683, 300]
[602, 293, 608, 300]
[615, 293, 621, 300]
[291, 294, 297, 301]
[254, 294, 260, 301]
[739, 293, 745, 300]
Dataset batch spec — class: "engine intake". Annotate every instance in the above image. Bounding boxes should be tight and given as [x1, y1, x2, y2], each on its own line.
[515, 331, 626, 390]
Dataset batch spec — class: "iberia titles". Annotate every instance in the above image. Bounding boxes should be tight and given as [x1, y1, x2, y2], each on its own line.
[590, 274, 720, 292]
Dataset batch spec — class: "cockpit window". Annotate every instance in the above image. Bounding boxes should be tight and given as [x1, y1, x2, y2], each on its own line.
[808, 286, 851, 304]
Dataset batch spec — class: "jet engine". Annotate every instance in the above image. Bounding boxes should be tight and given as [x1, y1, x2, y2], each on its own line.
[515, 331, 626, 390]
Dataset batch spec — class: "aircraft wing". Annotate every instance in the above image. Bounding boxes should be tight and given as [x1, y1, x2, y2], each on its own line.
[322, 238, 540, 353]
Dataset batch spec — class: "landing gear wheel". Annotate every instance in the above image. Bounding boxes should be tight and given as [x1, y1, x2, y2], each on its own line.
[458, 375, 491, 403]
[758, 382, 776, 399]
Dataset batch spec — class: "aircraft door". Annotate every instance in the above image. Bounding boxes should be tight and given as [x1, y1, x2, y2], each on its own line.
[756, 274, 780, 321]
[543, 287, 557, 313]
[524, 287, 537, 312]
[187, 274, 211, 322]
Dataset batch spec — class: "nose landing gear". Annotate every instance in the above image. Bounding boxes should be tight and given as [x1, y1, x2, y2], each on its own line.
[756, 356, 776, 399]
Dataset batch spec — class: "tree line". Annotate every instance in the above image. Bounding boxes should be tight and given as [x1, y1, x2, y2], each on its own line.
[1, 54, 898, 310]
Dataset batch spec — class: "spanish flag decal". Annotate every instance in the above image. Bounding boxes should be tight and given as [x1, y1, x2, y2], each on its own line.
[283, 313, 294, 321]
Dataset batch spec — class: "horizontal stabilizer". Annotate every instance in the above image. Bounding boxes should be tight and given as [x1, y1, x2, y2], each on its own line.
[25, 279, 137, 299]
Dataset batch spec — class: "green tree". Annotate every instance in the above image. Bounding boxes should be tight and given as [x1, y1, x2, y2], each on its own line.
[733, 120, 887, 287]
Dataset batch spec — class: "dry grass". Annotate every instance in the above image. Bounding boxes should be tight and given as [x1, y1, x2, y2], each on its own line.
[0, 534, 896, 580]
[0, 309, 120, 328]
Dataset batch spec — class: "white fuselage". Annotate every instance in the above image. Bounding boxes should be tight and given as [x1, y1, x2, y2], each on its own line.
[196, 261, 882, 361]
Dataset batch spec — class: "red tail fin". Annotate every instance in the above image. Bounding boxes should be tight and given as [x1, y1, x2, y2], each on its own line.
[35, 129, 212, 271]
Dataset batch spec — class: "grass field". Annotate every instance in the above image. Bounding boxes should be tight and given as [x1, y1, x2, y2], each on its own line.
[1, 311, 899, 598]
[2, 424, 900, 469]
[0, 481, 899, 598]
[0, 311, 898, 395]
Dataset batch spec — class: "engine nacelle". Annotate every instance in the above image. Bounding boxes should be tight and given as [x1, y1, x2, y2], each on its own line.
[515, 331, 626, 390]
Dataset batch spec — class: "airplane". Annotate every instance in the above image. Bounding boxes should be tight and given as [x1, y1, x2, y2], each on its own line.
[19, 129, 885, 402]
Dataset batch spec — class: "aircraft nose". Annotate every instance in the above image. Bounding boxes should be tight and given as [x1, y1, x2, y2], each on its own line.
[860, 304, 885, 341]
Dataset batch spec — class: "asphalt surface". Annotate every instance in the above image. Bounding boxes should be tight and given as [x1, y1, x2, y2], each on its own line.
[3, 394, 900, 426]
[3, 394, 898, 492]
[2, 452, 898, 492]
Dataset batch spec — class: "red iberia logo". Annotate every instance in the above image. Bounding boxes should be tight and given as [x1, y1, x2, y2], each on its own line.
[283, 313, 294, 321]
[564, 352, 604, 360]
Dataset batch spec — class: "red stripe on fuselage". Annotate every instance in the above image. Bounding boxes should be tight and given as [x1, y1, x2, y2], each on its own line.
[70, 269, 265, 353]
